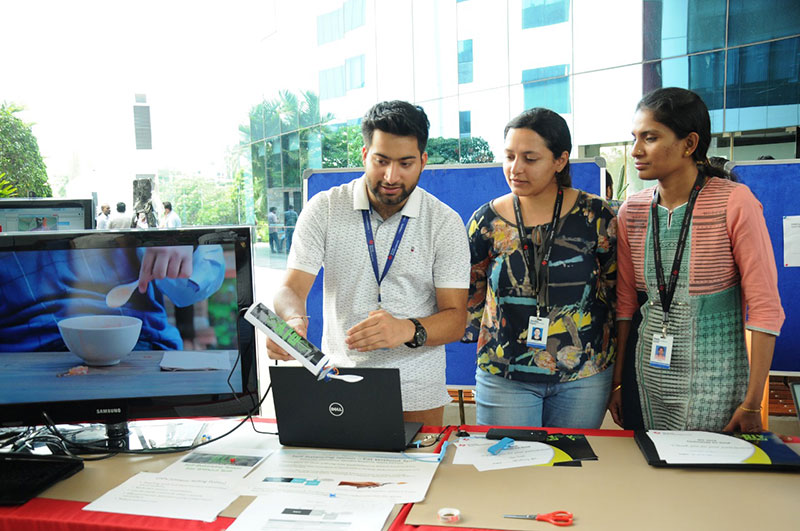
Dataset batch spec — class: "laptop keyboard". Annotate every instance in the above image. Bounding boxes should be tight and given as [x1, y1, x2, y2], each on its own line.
[0, 454, 84, 505]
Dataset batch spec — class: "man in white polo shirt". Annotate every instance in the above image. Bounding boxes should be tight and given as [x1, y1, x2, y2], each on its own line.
[267, 100, 470, 426]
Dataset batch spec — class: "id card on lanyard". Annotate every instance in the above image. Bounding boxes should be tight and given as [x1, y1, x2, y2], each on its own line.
[649, 173, 705, 369]
[362, 209, 409, 305]
[513, 188, 563, 349]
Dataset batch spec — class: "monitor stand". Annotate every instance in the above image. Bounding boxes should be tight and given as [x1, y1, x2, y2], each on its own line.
[60, 419, 207, 453]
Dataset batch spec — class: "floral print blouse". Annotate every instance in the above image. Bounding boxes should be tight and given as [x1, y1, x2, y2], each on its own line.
[464, 191, 617, 383]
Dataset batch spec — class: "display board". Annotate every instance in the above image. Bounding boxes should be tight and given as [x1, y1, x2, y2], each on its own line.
[732, 159, 800, 373]
[301, 159, 606, 387]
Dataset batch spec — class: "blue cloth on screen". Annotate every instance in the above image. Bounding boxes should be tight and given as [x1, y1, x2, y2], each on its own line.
[0, 245, 225, 352]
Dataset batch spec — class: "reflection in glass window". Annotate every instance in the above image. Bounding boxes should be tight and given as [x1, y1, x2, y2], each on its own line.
[728, 0, 800, 47]
[320, 66, 346, 100]
[459, 111, 471, 139]
[643, 0, 725, 60]
[726, 37, 800, 130]
[268, 138, 282, 188]
[458, 39, 473, 84]
[642, 51, 725, 132]
[343, 0, 365, 32]
[522, 0, 569, 30]
[523, 65, 570, 113]
[282, 132, 300, 188]
[346, 55, 365, 90]
[317, 9, 344, 45]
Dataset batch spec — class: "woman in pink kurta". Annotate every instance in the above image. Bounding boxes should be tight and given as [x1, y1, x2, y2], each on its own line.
[608, 88, 784, 432]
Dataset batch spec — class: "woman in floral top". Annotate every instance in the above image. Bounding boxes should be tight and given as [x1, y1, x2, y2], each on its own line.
[464, 108, 617, 428]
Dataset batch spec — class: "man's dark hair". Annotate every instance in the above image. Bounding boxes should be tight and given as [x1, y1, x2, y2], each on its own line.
[116, 202, 126, 213]
[269, 207, 277, 213]
[163, 201, 172, 211]
[287, 204, 294, 210]
[361, 100, 430, 154]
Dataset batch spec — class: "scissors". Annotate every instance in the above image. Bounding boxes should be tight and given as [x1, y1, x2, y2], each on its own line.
[503, 510, 573, 526]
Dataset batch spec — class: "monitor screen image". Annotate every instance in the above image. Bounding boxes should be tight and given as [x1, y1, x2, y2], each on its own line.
[0, 226, 258, 438]
[0, 198, 94, 232]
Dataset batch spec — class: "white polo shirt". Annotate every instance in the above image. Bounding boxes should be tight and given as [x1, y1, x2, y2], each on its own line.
[288, 175, 470, 410]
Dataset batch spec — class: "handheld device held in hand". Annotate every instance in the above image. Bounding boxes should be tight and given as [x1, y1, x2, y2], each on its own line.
[244, 302, 331, 378]
[486, 428, 548, 442]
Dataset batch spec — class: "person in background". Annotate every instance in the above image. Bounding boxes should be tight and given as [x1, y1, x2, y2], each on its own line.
[464, 108, 617, 429]
[266, 100, 470, 426]
[96, 204, 110, 229]
[108, 202, 130, 229]
[609, 87, 784, 432]
[283, 204, 298, 253]
[268, 207, 281, 253]
[605, 170, 623, 213]
[162, 201, 182, 228]
[135, 211, 149, 229]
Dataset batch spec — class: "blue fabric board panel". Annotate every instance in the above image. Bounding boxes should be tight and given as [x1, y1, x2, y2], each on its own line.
[734, 162, 800, 372]
[302, 162, 602, 386]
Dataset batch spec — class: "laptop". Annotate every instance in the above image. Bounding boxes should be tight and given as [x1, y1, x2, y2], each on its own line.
[269, 366, 423, 452]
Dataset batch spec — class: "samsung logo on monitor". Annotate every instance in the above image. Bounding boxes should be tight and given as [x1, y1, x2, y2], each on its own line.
[96, 408, 122, 414]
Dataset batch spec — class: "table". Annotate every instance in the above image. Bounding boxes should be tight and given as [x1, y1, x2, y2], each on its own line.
[393, 426, 800, 531]
[1, 422, 798, 531]
[0, 350, 240, 402]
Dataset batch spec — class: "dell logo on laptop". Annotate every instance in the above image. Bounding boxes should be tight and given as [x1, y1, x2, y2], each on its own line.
[328, 402, 344, 416]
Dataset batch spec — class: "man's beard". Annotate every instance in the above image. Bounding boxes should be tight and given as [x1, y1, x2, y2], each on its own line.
[370, 181, 417, 206]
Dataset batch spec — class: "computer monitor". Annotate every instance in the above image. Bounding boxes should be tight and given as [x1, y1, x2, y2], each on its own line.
[0, 197, 94, 232]
[0, 226, 259, 449]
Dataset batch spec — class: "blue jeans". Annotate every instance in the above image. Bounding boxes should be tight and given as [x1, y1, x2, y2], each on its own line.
[475, 366, 613, 429]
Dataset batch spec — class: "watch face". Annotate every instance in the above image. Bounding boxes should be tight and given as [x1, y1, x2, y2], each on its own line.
[416, 324, 427, 345]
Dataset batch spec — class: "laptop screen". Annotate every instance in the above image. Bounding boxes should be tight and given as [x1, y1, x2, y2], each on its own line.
[269, 366, 419, 452]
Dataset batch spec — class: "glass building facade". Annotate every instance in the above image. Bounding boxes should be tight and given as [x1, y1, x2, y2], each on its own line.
[238, 0, 799, 231]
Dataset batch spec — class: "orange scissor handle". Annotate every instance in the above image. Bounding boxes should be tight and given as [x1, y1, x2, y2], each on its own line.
[536, 511, 574, 526]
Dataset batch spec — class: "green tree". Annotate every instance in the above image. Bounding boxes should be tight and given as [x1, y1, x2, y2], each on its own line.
[0, 102, 52, 197]
[321, 123, 363, 168]
[426, 136, 494, 164]
[0, 172, 17, 198]
[245, 91, 335, 239]
[158, 175, 241, 226]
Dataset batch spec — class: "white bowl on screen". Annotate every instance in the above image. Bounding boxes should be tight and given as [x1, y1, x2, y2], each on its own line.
[57, 315, 143, 366]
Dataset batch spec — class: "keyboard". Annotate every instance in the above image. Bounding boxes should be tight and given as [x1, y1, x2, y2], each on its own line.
[0, 453, 84, 505]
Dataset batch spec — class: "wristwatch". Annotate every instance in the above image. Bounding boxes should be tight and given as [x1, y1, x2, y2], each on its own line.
[405, 318, 427, 348]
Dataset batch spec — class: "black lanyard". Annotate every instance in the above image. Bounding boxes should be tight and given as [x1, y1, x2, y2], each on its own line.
[512, 187, 563, 314]
[650, 173, 706, 335]
[362, 209, 409, 304]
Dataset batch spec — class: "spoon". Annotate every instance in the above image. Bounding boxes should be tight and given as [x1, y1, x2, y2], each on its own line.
[328, 373, 364, 383]
[105, 280, 140, 308]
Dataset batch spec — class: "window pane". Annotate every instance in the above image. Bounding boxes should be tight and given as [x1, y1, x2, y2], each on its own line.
[282, 132, 300, 188]
[346, 55, 365, 90]
[642, 51, 725, 132]
[728, 0, 800, 46]
[522, 65, 571, 113]
[317, 9, 344, 45]
[459, 110, 471, 139]
[458, 39, 474, 84]
[725, 37, 800, 130]
[522, 0, 569, 30]
[643, 0, 725, 60]
[267, 137, 282, 188]
[344, 0, 365, 32]
[319, 66, 346, 100]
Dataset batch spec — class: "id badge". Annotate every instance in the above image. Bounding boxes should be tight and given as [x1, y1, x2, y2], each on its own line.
[526, 316, 549, 348]
[650, 334, 673, 369]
